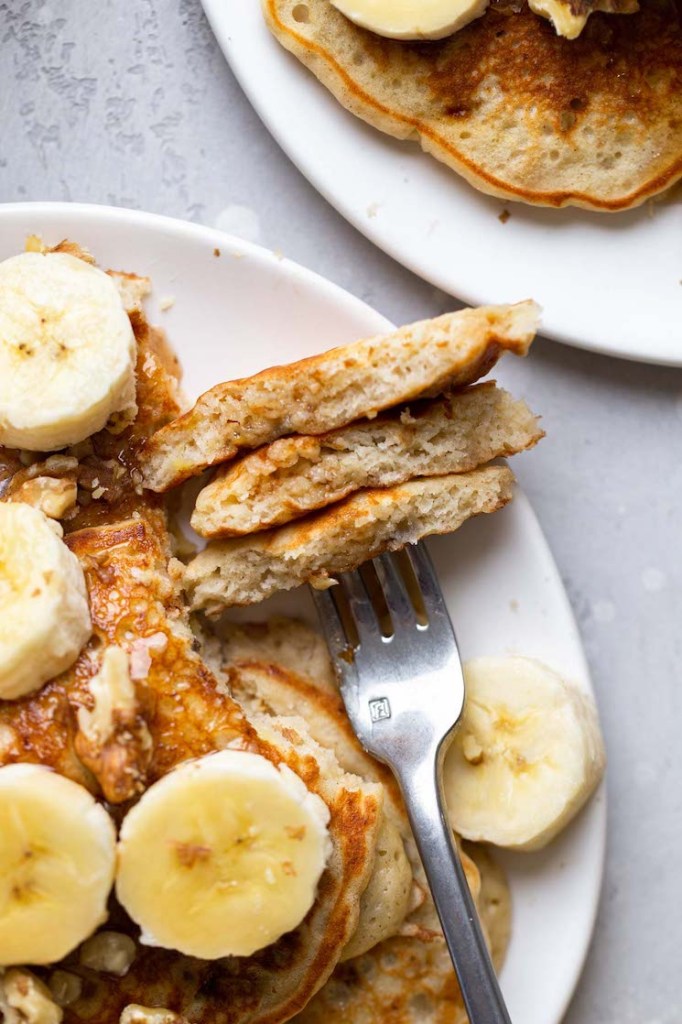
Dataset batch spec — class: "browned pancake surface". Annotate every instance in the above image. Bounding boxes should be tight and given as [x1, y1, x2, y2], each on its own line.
[265, 0, 682, 209]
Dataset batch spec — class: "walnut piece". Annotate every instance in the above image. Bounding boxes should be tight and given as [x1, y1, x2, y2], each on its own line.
[10, 477, 78, 519]
[119, 1006, 185, 1024]
[1, 969, 63, 1024]
[75, 646, 152, 803]
[79, 931, 136, 977]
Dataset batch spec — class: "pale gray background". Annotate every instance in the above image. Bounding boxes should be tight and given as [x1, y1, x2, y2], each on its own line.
[1, 2, 680, 1021]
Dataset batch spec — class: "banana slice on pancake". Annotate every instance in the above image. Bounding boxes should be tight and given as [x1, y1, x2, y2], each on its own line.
[116, 750, 332, 959]
[0, 249, 136, 450]
[0, 503, 91, 701]
[0, 764, 116, 965]
[330, 0, 489, 39]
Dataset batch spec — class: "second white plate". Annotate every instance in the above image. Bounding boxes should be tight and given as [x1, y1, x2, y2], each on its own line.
[204, 0, 682, 365]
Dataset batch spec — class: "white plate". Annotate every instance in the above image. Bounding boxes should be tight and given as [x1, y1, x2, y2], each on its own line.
[203, 0, 682, 365]
[0, 202, 605, 1023]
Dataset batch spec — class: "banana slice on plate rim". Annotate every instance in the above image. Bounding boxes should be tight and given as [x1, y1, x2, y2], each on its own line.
[444, 655, 606, 852]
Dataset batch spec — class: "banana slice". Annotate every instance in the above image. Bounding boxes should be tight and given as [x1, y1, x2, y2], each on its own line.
[116, 750, 332, 959]
[330, 0, 489, 40]
[0, 764, 116, 965]
[443, 657, 605, 851]
[0, 503, 92, 700]
[0, 250, 137, 450]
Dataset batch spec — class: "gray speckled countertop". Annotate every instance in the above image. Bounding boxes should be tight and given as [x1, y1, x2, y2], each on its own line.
[1, 2, 681, 1020]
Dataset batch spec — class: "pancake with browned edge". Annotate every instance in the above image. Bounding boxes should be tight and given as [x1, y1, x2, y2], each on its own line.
[0, 300, 383, 1024]
[264, 0, 682, 210]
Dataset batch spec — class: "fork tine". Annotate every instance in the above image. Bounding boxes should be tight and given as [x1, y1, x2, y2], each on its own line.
[310, 586, 351, 662]
[405, 543, 453, 629]
[373, 552, 414, 628]
[340, 569, 381, 640]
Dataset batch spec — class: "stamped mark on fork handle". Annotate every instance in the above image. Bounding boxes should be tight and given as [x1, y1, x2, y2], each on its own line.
[369, 697, 392, 722]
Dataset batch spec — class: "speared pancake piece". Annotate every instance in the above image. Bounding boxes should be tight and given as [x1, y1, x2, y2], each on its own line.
[264, 0, 682, 210]
[184, 466, 514, 613]
[191, 383, 543, 538]
[139, 302, 538, 491]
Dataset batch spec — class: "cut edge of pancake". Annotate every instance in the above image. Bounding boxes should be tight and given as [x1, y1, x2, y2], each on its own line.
[191, 384, 542, 538]
[139, 302, 539, 492]
[184, 465, 515, 612]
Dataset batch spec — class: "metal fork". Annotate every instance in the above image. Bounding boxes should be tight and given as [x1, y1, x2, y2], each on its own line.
[311, 541, 512, 1024]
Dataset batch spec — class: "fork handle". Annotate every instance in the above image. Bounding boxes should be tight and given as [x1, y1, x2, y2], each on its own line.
[396, 752, 513, 1024]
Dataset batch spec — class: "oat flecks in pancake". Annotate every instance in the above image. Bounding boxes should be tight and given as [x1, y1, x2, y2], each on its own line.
[191, 384, 543, 539]
[139, 302, 538, 491]
[184, 466, 515, 612]
[264, 0, 682, 210]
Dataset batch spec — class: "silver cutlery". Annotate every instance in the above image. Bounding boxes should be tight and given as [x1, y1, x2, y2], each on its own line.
[311, 541, 512, 1024]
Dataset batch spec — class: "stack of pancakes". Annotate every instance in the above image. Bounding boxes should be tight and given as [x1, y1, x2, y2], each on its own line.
[136, 301, 542, 613]
[0, 283, 523, 1024]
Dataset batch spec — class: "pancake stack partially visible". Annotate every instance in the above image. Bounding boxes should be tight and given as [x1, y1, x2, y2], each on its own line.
[0, 247, 550, 1024]
[137, 301, 542, 612]
[263, 0, 682, 210]
[213, 617, 513, 1024]
[0, 279, 386, 1024]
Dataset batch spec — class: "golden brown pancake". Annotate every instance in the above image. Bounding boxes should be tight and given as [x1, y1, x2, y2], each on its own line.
[216, 623, 512, 1023]
[0, 304, 195, 800]
[139, 303, 537, 492]
[184, 466, 514, 613]
[0, 300, 384, 1024]
[264, 0, 682, 210]
[1, 509, 385, 1024]
[40, 707, 383, 1024]
[191, 384, 542, 539]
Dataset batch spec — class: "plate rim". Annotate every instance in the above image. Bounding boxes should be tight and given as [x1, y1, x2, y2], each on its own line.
[203, 0, 682, 368]
[0, 200, 607, 1021]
